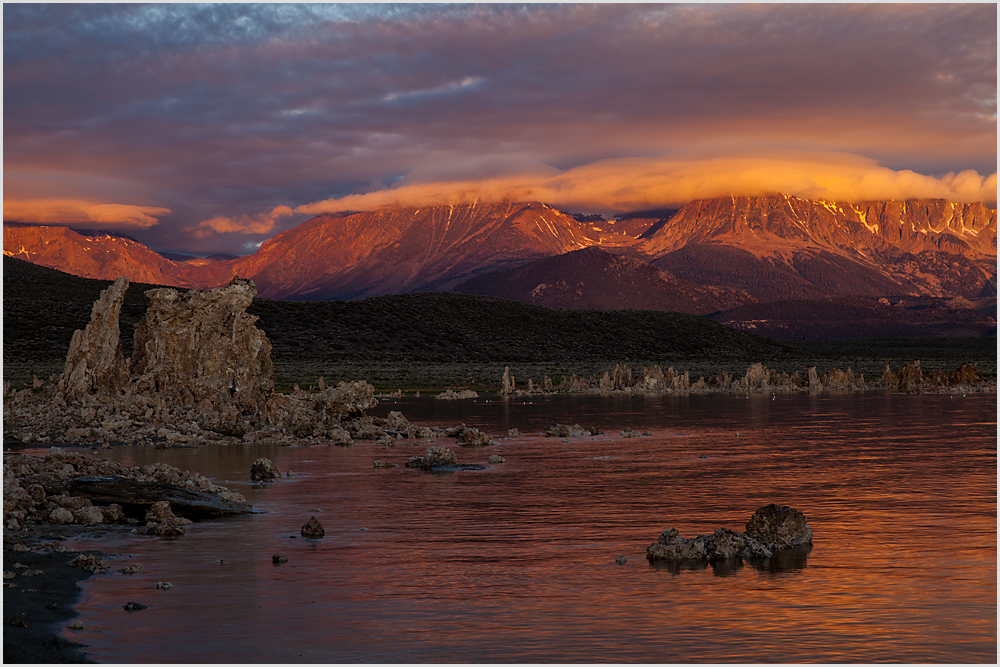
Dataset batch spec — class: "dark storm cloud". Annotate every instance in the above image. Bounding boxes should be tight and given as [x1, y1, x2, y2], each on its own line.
[3, 3, 995, 254]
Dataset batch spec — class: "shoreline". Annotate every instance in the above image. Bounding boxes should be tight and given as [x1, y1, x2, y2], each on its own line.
[3, 545, 101, 663]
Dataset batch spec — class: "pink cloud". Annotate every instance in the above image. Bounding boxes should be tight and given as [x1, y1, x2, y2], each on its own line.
[295, 152, 998, 219]
[2, 199, 169, 228]
[189, 205, 294, 238]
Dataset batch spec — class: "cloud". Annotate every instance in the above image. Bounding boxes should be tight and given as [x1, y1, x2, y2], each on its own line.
[2, 3, 994, 253]
[295, 153, 998, 217]
[189, 205, 294, 238]
[2, 199, 170, 228]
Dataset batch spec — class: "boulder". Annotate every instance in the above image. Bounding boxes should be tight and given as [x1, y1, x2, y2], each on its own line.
[301, 516, 325, 538]
[435, 389, 479, 400]
[67, 554, 110, 573]
[145, 500, 193, 536]
[647, 505, 811, 566]
[456, 427, 496, 447]
[487, 454, 506, 464]
[57, 276, 132, 400]
[744, 504, 813, 549]
[545, 423, 590, 438]
[250, 458, 281, 482]
[405, 446, 459, 471]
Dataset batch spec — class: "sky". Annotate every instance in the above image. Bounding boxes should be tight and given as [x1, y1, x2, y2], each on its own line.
[3, 2, 997, 256]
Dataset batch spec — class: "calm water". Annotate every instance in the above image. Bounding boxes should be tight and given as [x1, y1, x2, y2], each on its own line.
[56, 392, 995, 663]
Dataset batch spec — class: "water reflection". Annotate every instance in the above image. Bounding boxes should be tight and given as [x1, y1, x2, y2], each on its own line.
[62, 393, 995, 663]
[647, 544, 812, 577]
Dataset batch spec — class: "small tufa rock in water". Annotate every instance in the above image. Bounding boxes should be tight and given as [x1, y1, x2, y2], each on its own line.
[646, 505, 813, 565]
[250, 458, 281, 482]
[619, 427, 641, 438]
[272, 554, 288, 564]
[487, 454, 506, 464]
[405, 446, 458, 470]
[145, 500, 193, 536]
[119, 564, 142, 575]
[122, 601, 148, 612]
[301, 516, 325, 538]
[615, 555, 628, 565]
[66, 619, 85, 630]
[372, 460, 398, 469]
[153, 581, 173, 590]
[507, 428, 520, 438]
[456, 427, 497, 447]
[68, 554, 110, 574]
[744, 504, 813, 549]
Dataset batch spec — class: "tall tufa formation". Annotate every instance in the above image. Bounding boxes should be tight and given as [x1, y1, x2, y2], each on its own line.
[58, 276, 132, 400]
[130, 277, 275, 411]
[500, 367, 515, 395]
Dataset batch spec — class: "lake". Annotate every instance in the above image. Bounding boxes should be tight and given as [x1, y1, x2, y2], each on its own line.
[57, 391, 996, 662]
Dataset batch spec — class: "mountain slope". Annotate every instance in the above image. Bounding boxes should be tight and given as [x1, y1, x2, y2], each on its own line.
[453, 246, 754, 315]
[3, 223, 225, 289]
[4, 194, 995, 304]
[229, 201, 636, 299]
[641, 194, 996, 299]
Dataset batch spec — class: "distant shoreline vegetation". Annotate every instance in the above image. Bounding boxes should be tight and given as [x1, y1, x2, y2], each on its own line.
[3, 256, 995, 392]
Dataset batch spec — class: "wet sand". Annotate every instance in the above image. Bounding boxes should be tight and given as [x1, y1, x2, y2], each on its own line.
[4, 548, 99, 663]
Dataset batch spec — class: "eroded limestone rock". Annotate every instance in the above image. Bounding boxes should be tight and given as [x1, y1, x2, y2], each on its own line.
[301, 516, 325, 538]
[406, 446, 459, 471]
[131, 278, 274, 406]
[744, 504, 813, 549]
[646, 505, 811, 566]
[250, 458, 281, 482]
[57, 276, 132, 400]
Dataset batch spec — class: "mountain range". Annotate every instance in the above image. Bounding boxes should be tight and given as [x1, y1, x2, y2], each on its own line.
[4, 193, 996, 338]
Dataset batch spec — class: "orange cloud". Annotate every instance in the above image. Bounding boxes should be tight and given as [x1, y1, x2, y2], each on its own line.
[296, 152, 998, 216]
[2, 199, 169, 228]
[190, 205, 294, 238]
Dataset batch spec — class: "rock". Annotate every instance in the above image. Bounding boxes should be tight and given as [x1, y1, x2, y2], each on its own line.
[744, 504, 813, 550]
[153, 581, 173, 590]
[49, 507, 74, 524]
[405, 446, 459, 471]
[122, 601, 147, 612]
[66, 619, 85, 630]
[500, 367, 515, 395]
[119, 564, 142, 574]
[130, 278, 275, 421]
[272, 554, 288, 564]
[619, 428, 640, 438]
[487, 454, 506, 464]
[646, 506, 810, 566]
[57, 276, 132, 400]
[435, 389, 479, 400]
[301, 516, 325, 538]
[456, 427, 496, 447]
[615, 555, 627, 565]
[250, 458, 281, 482]
[67, 476, 253, 518]
[507, 428, 520, 438]
[68, 554, 110, 573]
[74, 506, 104, 526]
[145, 501, 193, 536]
[545, 423, 590, 438]
[372, 460, 398, 469]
